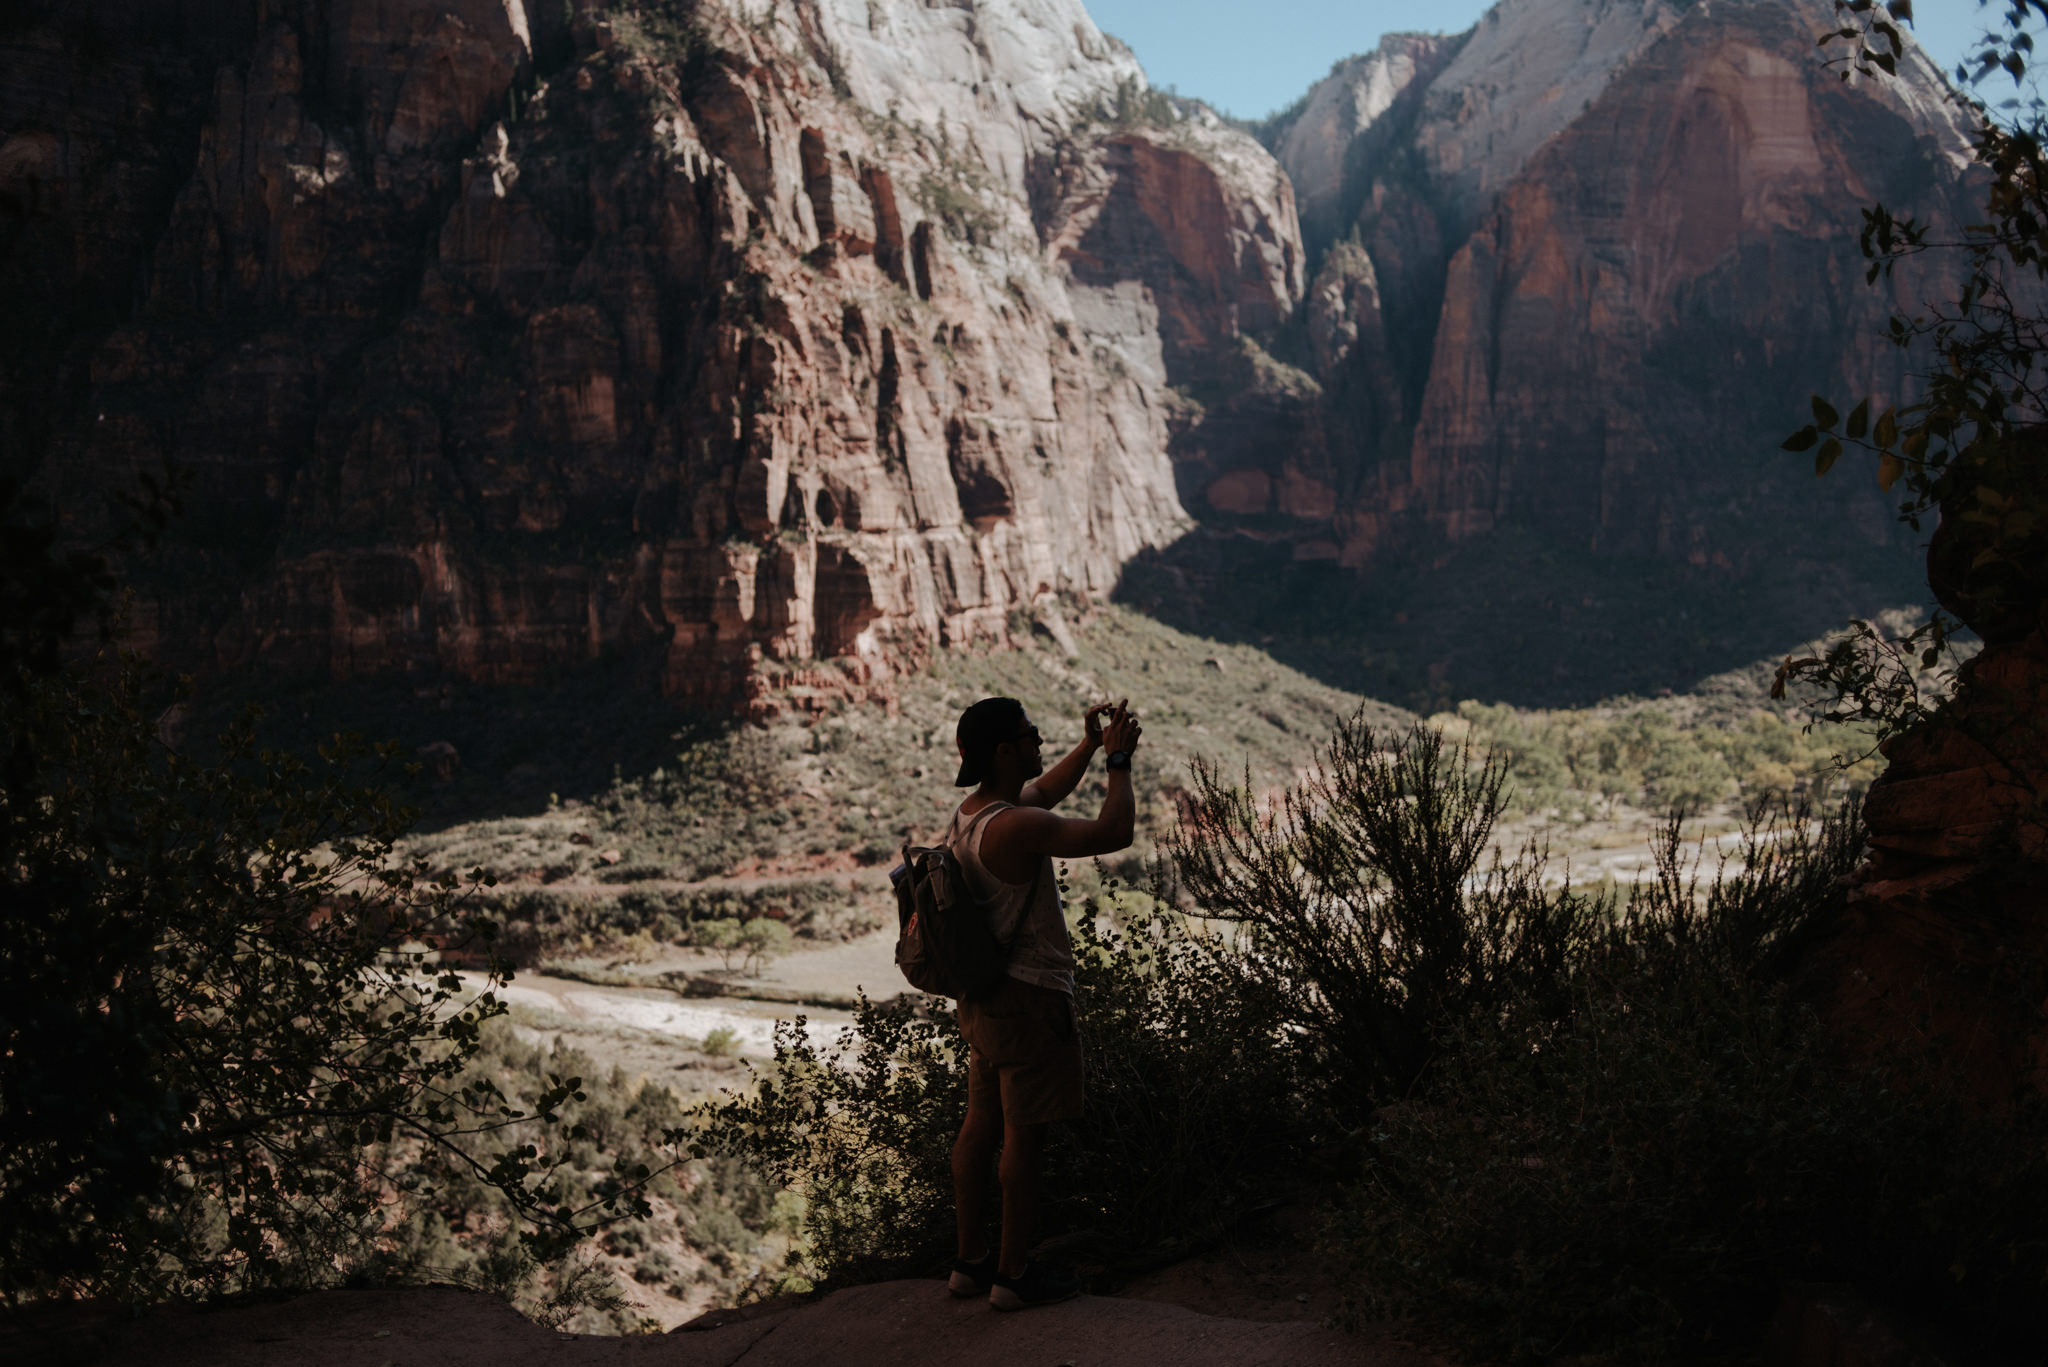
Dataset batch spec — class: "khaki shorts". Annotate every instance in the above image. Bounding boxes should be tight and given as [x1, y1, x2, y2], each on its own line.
[958, 978, 1085, 1127]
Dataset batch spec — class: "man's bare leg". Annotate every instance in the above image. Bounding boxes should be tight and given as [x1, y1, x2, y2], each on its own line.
[952, 1105, 1002, 1260]
[996, 1121, 1045, 1276]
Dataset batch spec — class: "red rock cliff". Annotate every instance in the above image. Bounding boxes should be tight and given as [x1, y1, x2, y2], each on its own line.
[0, 0, 1300, 700]
[7, 0, 1991, 696]
[1238, 0, 1979, 577]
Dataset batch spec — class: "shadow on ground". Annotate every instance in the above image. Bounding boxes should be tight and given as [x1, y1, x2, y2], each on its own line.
[17, 1280, 1431, 1367]
[1115, 523, 1932, 713]
[182, 651, 717, 826]
[174, 524, 1931, 829]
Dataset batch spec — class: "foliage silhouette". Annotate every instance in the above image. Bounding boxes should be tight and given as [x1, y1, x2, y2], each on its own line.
[0, 483, 654, 1303]
[1784, 0, 2048, 729]
[1165, 714, 1603, 1107]
[690, 898, 1302, 1288]
[1335, 803, 2048, 1361]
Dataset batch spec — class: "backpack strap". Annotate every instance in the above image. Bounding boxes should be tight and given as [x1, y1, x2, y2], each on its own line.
[953, 800, 1011, 850]
[952, 801, 1029, 876]
[950, 801, 1044, 953]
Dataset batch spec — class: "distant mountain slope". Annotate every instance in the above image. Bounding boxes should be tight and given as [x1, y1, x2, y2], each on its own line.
[1206, 0, 1977, 580]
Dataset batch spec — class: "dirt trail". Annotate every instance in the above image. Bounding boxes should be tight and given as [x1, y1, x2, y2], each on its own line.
[49, 1282, 1439, 1367]
[594, 924, 901, 999]
[543, 866, 881, 897]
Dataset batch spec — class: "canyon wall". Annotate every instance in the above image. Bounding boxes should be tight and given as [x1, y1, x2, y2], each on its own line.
[1217, 0, 1979, 576]
[0, 0, 1297, 702]
[0, 0, 1989, 701]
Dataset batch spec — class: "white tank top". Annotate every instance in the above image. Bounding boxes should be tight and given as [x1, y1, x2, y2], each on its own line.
[947, 800, 1076, 995]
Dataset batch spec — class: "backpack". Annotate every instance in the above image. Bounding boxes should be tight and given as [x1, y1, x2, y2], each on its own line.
[892, 804, 1037, 1002]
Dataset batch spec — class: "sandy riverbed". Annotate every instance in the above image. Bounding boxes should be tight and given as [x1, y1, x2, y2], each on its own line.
[492, 973, 858, 1057]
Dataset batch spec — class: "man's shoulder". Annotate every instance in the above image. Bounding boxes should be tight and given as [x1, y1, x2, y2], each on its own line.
[957, 797, 1016, 825]
[981, 802, 1061, 852]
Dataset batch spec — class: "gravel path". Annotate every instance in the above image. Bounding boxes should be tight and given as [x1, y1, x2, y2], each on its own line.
[59, 1281, 1440, 1367]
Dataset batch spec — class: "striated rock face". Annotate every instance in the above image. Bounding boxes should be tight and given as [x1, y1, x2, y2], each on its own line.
[1408, 0, 1690, 238]
[1233, 0, 1980, 576]
[1271, 34, 1457, 249]
[1813, 625, 2048, 1100]
[1819, 470, 2048, 1097]
[3, 0, 1299, 703]
[2, 0, 1998, 701]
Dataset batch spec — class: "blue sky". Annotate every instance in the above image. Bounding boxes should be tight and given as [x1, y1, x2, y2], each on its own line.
[1081, 0, 2013, 121]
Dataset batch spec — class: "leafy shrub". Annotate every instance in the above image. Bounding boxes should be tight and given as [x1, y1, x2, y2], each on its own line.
[585, 725, 786, 879]
[1047, 897, 1308, 1259]
[1166, 714, 1602, 1108]
[596, 861, 671, 884]
[1450, 699, 1879, 816]
[915, 172, 1001, 244]
[695, 997, 963, 1288]
[692, 899, 1303, 1287]
[1329, 806, 2048, 1361]
[369, 1019, 783, 1330]
[655, 882, 867, 940]
[696, 917, 792, 975]
[0, 653, 591, 1302]
[1084, 76, 1181, 130]
[0, 483, 777, 1317]
[468, 880, 874, 967]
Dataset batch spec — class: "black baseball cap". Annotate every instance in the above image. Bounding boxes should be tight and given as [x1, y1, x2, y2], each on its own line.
[954, 696, 1029, 787]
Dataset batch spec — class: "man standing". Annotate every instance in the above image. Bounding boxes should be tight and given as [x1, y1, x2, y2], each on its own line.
[940, 694, 1143, 1310]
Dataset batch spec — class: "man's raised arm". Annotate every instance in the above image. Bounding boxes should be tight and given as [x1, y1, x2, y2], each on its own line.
[985, 706, 1144, 876]
[1020, 702, 1115, 810]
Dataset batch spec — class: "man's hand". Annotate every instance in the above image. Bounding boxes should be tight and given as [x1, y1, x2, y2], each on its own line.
[1022, 702, 1115, 812]
[993, 701, 1142, 876]
[1083, 702, 1117, 747]
[1102, 700, 1142, 756]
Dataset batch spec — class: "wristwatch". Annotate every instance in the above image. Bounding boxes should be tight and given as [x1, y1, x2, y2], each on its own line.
[1106, 749, 1132, 771]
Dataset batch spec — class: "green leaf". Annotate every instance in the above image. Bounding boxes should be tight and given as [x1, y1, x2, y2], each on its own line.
[1878, 451, 1905, 491]
[1873, 409, 1897, 447]
[1845, 399, 1870, 439]
[1816, 439, 1843, 476]
[1811, 395, 1840, 428]
[1782, 425, 1820, 452]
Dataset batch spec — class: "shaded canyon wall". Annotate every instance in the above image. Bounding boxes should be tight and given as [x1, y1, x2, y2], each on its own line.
[1, 0, 1987, 703]
[0, 0, 1298, 703]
